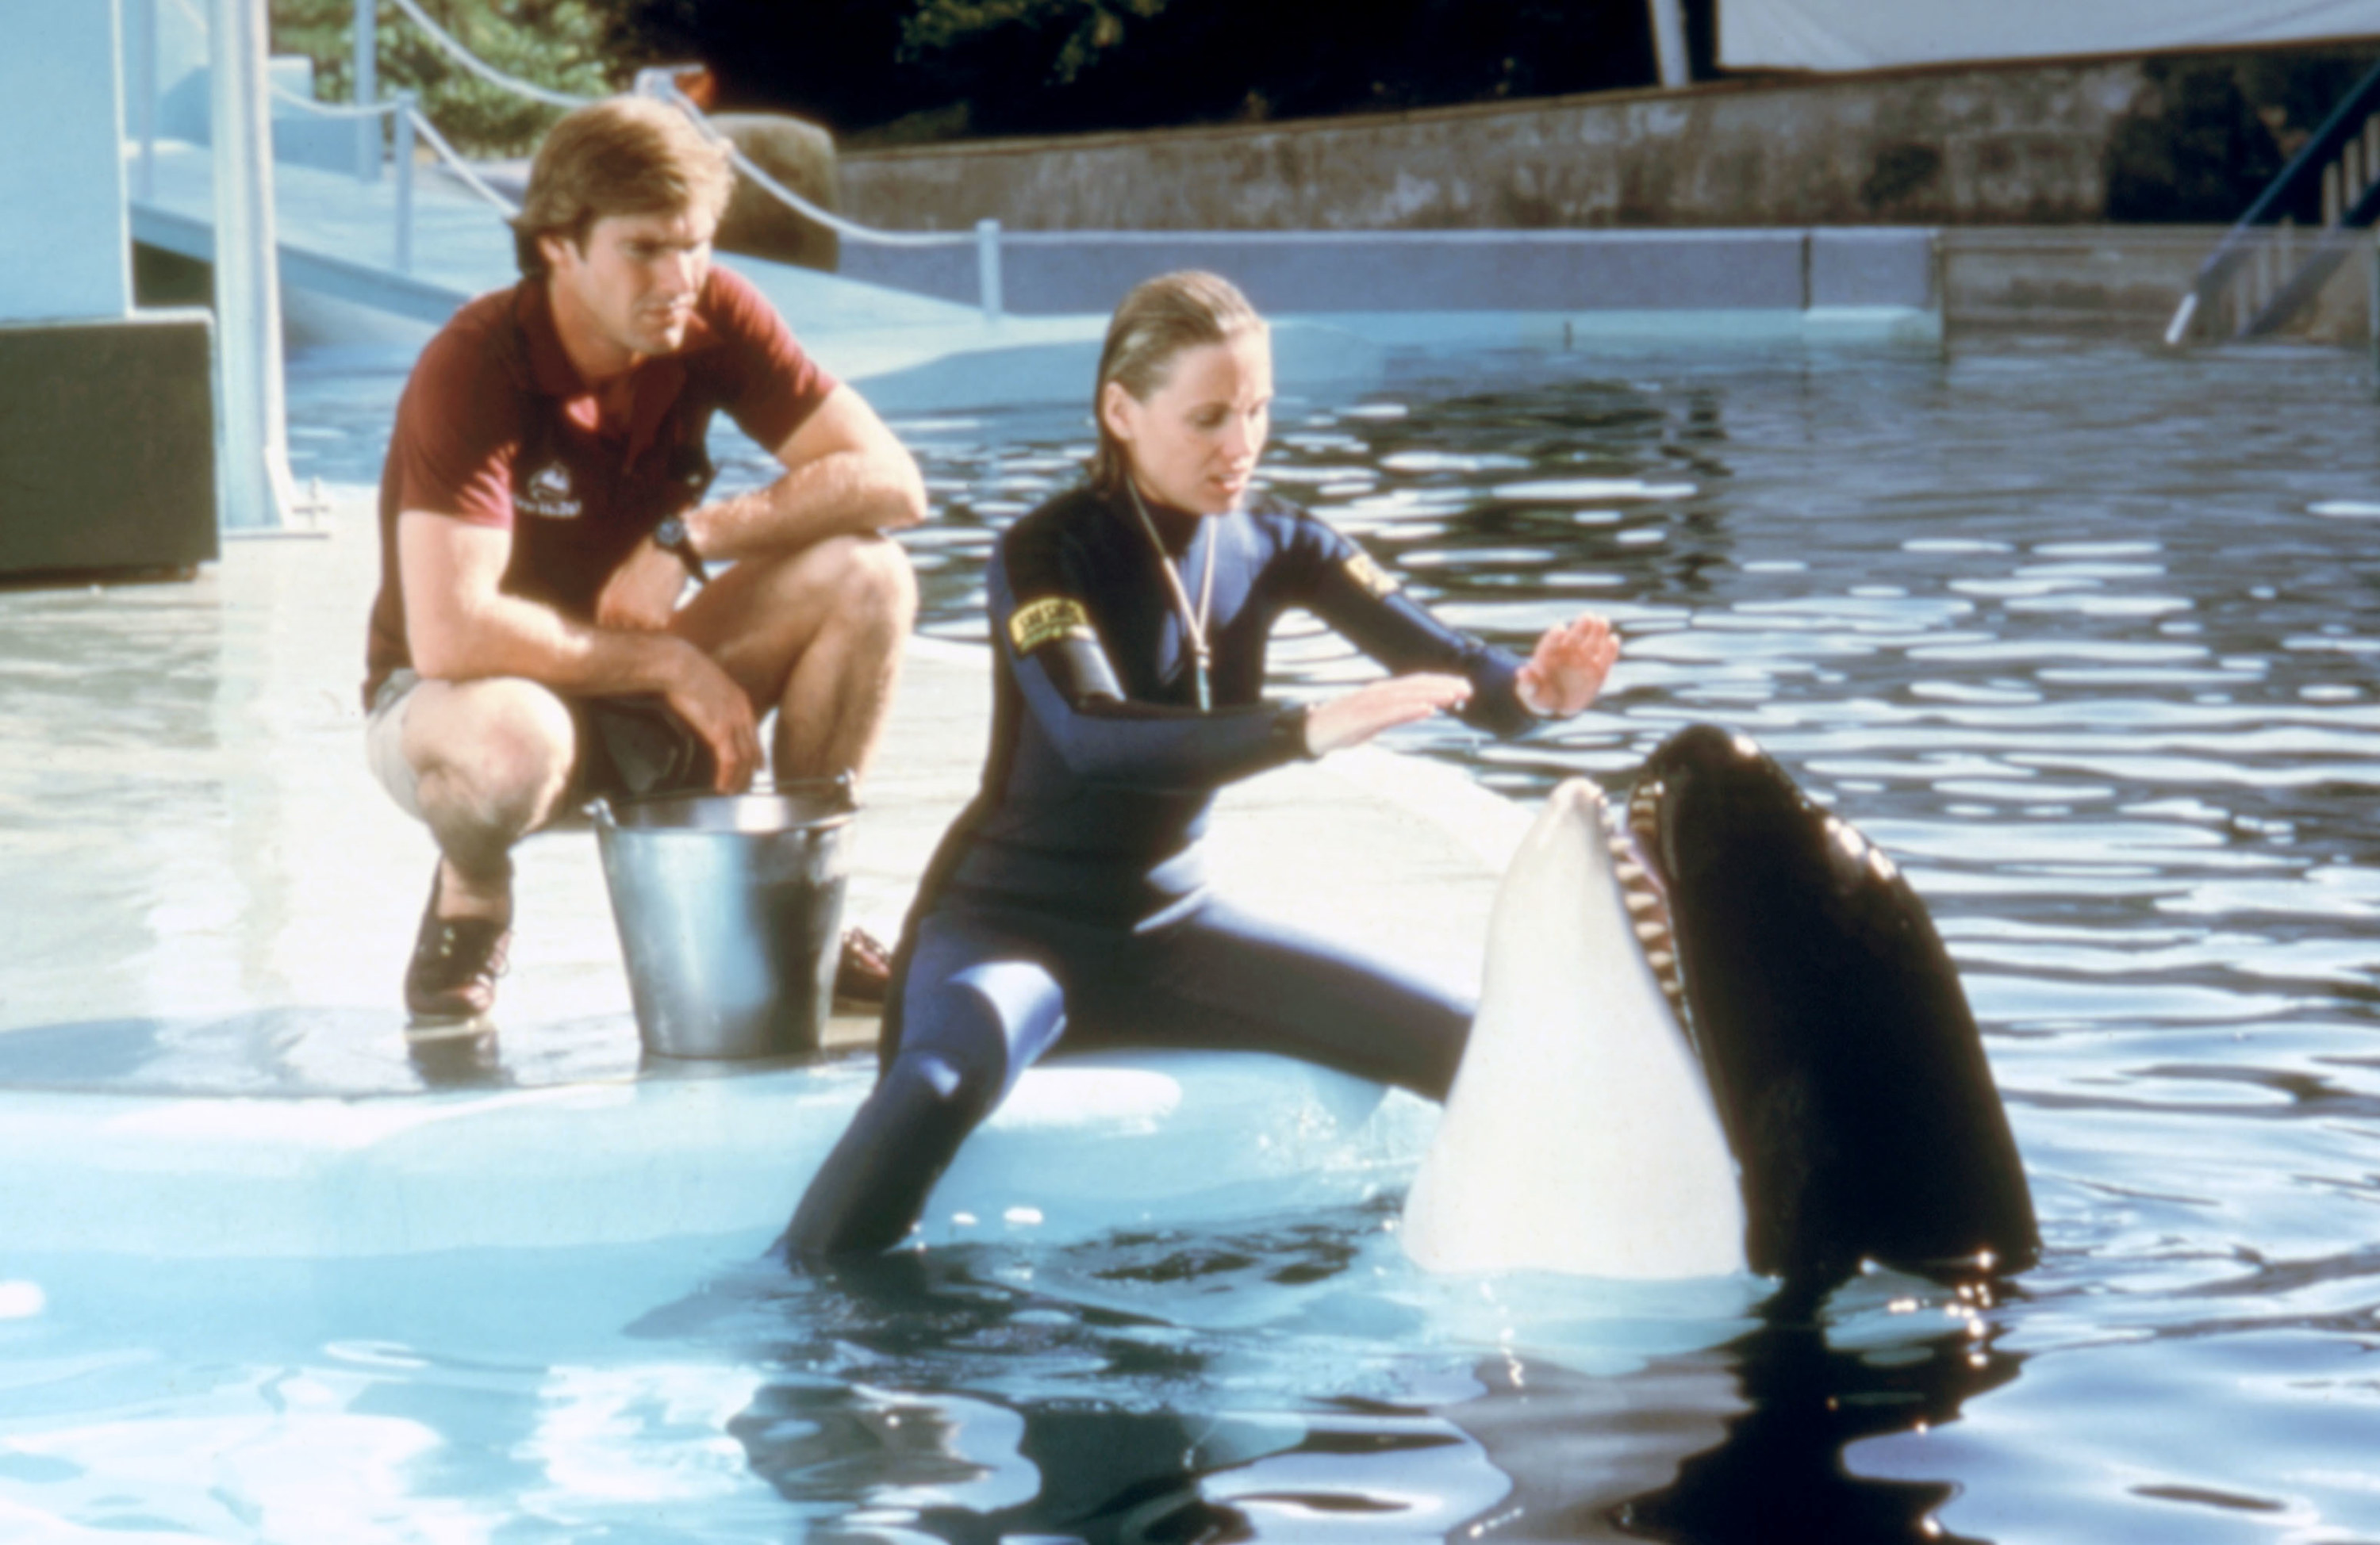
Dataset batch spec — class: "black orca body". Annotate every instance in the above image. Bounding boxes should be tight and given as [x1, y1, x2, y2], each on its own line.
[1631, 725, 2040, 1286]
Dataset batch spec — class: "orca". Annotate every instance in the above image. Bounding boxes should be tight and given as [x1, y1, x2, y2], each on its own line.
[1405, 725, 2038, 1289]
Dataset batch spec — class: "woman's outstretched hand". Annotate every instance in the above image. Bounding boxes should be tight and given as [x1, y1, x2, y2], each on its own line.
[1514, 613, 1620, 719]
[1303, 673, 1473, 757]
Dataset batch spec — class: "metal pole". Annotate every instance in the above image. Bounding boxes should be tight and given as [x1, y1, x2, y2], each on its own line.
[1646, 0, 1690, 89]
[976, 217, 1003, 321]
[393, 95, 416, 272]
[207, 0, 291, 531]
[354, 0, 378, 182]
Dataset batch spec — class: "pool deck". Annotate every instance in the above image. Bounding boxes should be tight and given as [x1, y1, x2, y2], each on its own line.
[0, 483, 1528, 1099]
[0, 482, 1541, 1259]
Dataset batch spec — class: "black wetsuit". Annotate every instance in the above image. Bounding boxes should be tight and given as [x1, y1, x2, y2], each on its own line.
[785, 483, 1540, 1256]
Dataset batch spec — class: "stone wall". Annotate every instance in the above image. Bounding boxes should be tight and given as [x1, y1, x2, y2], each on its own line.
[839, 59, 2152, 233]
[1942, 225, 2377, 343]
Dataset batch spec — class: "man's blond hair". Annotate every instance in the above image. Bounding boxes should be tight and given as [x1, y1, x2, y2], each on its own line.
[512, 96, 735, 277]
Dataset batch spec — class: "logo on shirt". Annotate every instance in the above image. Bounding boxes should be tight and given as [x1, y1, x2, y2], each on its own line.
[1344, 549, 1399, 600]
[516, 461, 582, 521]
[1009, 596, 1095, 654]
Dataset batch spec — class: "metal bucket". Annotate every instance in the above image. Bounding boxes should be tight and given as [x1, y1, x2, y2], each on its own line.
[591, 779, 857, 1060]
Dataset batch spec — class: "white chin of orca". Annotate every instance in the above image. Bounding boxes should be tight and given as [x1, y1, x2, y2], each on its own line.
[1401, 778, 1749, 1279]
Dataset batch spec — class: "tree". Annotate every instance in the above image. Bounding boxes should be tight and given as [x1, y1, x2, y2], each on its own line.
[271, 0, 648, 156]
[618, 0, 1662, 143]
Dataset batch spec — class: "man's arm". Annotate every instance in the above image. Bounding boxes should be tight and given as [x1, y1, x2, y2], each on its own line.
[400, 512, 762, 789]
[686, 384, 927, 562]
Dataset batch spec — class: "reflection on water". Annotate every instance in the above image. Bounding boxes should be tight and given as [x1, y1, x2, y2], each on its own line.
[622, 1210, 2017, 1543]
[797, 337, 2380, 1540]
[7, 336, 2380, 1539]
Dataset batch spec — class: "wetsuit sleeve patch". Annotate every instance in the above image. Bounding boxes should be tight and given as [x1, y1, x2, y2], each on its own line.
[1009, 596, 1096, 654]
[1343, 549, 1400, 600]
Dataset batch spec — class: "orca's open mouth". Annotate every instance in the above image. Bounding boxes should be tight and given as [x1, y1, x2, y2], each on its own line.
[1603, 784, 1687, 1027]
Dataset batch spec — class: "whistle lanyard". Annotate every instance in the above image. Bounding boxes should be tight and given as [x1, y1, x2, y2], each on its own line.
[1125, 481, 1219, 712]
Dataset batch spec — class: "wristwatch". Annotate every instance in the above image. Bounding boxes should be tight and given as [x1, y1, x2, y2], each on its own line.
[652, 516, 708, 585]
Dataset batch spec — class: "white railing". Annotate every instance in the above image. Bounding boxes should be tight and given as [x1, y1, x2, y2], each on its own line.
[284, 0, 1008, 316]
[263, 86, 512, 275]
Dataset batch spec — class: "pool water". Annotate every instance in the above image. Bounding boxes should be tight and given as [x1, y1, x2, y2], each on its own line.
[11, 332, 2380, 1541]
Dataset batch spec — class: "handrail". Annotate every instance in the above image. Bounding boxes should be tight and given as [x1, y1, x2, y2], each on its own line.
[401, 102, 523, 215]
[266, 79, 525, 212]
[642, 75, 971, 251]
[380, 0, 590, 111]
[259, 82, 518, 272]
[371, 0, 973, 255]
[267, 85, 401, 121]
[379, 5, 998, 309]
[131, 0, 1009, 315]
[2167, 54, 2380, 344]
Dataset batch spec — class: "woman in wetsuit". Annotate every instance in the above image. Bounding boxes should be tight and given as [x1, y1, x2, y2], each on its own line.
[785, 271, 1618, 1257]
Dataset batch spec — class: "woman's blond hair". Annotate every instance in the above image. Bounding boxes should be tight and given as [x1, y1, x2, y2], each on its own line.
[512, 97, 735, 277]
[1089, 270, 1266, 494]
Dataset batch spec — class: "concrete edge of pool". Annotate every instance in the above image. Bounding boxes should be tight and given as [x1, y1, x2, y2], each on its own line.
[1, 541, 1538, 1259]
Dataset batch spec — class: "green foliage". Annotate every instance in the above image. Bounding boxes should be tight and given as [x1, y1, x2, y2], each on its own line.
[2106, 49, 2379, 223]
[269, 0, 647, 157]
[902, 0, 1168, 86]
[620, 0, 1663, 142]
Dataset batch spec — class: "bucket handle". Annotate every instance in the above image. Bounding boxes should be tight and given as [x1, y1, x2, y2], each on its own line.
[585, 771, 856, 827]
[757, 769, 860, 814]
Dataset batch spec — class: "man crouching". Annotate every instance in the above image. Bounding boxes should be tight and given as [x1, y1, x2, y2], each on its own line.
[360, 95, 923, 1029]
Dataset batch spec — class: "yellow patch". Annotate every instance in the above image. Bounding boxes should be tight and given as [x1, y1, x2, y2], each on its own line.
[1009, 596, 1095, 654]
[1343, 549, 1399, 600]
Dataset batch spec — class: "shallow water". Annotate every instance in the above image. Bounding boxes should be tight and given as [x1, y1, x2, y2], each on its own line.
[11, 333, 2380, 1540]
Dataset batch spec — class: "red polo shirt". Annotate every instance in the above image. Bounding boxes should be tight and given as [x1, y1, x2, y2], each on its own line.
[362, 265, 837, 703]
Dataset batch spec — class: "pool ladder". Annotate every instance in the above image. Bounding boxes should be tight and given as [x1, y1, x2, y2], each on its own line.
[2166, 56, 2380, 347]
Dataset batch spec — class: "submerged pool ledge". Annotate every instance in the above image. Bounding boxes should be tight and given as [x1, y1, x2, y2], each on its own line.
[0, 1052, 1436, 1259]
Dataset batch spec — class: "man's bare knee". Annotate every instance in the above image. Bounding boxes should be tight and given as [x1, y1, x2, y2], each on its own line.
[405, 679, 576, 845]
[825, 534, 917, 650]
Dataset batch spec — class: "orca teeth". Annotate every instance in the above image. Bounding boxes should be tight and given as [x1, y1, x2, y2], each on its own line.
[1628, 780, 1664, 830]
[1606, 780, 1687, 1021]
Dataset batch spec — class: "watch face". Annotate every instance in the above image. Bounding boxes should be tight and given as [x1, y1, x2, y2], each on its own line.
[655, 518, 687, 548]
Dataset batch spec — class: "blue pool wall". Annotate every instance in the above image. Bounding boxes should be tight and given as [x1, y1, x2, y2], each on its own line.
[838, 226, 1939, 320]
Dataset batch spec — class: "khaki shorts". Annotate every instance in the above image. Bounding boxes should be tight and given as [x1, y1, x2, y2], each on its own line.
[363, 670, 713, 819]
[363, 669, 429, 820]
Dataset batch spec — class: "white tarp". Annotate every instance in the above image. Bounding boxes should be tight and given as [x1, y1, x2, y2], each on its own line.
[1720, 0, 2380, 74]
